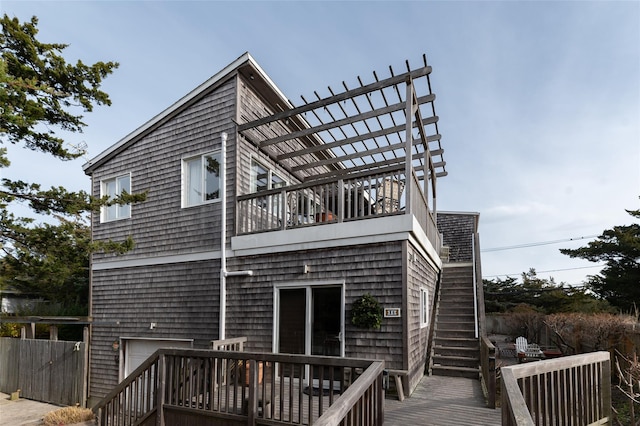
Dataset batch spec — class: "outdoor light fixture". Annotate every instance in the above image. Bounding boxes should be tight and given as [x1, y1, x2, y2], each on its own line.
[111, 340, 120, 352]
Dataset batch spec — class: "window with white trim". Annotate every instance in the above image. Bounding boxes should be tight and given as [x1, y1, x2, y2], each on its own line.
[101, 174, 131, 222]
[183, 152, 221, 207]
[250, 158, 286, 193]
[420, 287, 429, 328]
[251, 158, 287, 214]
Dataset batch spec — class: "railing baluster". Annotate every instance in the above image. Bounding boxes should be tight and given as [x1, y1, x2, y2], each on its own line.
[95, 347, 386, 426]
[501, 352, 611, 426]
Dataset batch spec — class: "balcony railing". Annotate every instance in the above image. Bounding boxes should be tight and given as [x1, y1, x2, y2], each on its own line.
[501, 351, 611, 425]
[237, 164, 441, 251]
[93, 347, 384, 426]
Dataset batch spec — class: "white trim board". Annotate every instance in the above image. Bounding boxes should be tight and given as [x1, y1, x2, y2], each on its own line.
[91, 216, 442, 271]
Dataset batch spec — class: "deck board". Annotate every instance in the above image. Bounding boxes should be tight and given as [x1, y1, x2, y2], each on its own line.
[385, 375, 501, 425]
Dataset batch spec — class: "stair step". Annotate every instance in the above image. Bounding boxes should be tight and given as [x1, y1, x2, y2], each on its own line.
[436, 321, 476, 331]
[438, 314, 475, 320]
[434, 337, 478, 347]
[439, 295, 474, 302]
[434, 345, 479, 356]
[432, 355, 479, 368]
[438, 304, 475, 311]
[434, 343, 478, 353]
[440, 287, 474, 293]
[431, 365, 479, 379]
[438, 314, 476, 322]
[440, 287, 474, 292]
[436, 305, 475, 314]
[435, 329, 476, 339]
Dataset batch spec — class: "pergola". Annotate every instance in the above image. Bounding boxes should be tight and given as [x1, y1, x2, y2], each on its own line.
[237, 54, 446, 213]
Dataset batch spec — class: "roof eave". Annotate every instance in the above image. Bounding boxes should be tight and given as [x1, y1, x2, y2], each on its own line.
[83, 52, 276, 174]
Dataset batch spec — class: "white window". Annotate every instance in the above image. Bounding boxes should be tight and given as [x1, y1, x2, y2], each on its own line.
[250, 159, 286, 193]
[420, 287, 429, 328]
[101, 174, 131, 222]
[251, 158, 286, 215]
[183, 152, 221, 207]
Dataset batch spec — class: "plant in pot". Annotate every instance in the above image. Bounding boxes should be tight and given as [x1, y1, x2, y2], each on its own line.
[351, 293, 383, 330]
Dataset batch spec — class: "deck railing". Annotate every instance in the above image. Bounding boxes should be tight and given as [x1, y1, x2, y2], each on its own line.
[474, 231, 497, 409]
[407, 168, 440, 254]
[211, 336, 247, 351]
[236, 165, 439, 249]
[480, 335, 497, 409]
[93, 348, 384, 426]
[93, 349, 161, 425]
[501, 351, 611, 426]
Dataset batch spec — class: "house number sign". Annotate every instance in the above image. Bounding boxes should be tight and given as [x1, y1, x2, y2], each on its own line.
[384, 308, 401, 318]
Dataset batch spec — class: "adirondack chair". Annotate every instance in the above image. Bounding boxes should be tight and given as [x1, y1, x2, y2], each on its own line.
[515, 336, 544, 362]
[515, 336, 528, 354]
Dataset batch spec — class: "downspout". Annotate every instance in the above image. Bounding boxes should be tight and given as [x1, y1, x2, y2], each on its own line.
[219, 131, 253, 341]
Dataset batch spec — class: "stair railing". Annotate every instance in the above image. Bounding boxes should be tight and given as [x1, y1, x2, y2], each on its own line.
[425, 270, 443, 375]
[93, 349, 162, 425]
[474, 231, 497, 408]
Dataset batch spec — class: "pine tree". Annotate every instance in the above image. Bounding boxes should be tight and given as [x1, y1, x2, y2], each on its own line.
[560, 208, 640, 312]
[0, 15, 143, 314]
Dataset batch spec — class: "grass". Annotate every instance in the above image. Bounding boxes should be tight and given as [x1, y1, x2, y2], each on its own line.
[43, 406, 95, 426]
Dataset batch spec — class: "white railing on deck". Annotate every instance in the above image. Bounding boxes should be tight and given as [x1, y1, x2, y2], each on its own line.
[501, 351, 611, 426]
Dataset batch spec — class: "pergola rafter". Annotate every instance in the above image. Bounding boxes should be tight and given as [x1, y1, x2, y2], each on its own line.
[237, 55, 447, 190]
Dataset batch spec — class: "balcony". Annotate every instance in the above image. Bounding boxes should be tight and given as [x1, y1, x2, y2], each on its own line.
[236, 164, 442, 255]
[235, 57, 446, 258]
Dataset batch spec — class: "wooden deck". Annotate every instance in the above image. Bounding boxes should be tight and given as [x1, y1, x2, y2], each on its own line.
[385, 375, 501, 426]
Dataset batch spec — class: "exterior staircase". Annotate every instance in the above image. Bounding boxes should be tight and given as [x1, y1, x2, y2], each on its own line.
[430, 264, 480, 379]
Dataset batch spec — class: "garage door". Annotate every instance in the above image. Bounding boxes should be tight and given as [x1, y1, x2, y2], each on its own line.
[124, 338, 193, 377]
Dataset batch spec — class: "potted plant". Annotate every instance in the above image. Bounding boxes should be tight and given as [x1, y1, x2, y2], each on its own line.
[351, 293, 383, 329]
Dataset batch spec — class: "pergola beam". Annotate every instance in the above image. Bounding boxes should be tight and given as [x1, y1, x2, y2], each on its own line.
[236, 56, 446, 187]
[237, 66, 432, 132]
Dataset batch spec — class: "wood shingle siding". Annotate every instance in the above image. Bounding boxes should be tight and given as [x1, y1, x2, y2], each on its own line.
[89, 261, 219, 400]
[90, 78, 237, 262]
[437, 212, 479, 262]
[224, 241, 435, 373]
[88, 76, 241, 403]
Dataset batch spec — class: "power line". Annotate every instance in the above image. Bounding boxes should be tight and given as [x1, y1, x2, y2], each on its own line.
[483, 264, 605, 279]
[481, 235, 599, 252]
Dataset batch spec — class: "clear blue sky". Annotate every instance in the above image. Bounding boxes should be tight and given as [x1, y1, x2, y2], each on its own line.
[2, 1, 639, 286]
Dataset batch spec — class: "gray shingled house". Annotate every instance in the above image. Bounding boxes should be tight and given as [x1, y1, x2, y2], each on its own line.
[83, 53, 482, 406]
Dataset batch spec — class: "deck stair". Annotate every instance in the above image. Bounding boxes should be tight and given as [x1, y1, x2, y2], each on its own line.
[430, 264, 480, 379]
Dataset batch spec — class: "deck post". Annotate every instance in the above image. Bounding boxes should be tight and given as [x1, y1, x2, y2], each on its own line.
[280, 188, 287, 230]
[247, 359, 258, 425]
[404, 78, 414, 215]
[488, 353, 496, 409]
[377, 375, 384, 426]
[338, 178, 344, 223]
[602, 356, 612, 423]
[156, 354, 166, 426]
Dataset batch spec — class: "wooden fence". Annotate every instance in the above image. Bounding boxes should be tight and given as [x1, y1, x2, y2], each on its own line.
[0, 337, 87, 406]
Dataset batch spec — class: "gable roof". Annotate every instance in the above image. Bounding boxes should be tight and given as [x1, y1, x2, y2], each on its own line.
[83, 52, 285, 174]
